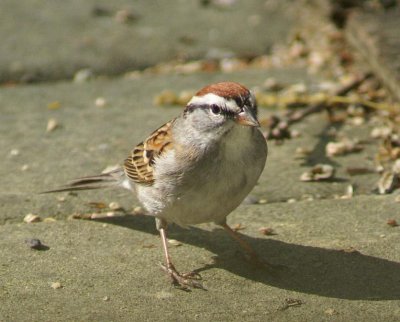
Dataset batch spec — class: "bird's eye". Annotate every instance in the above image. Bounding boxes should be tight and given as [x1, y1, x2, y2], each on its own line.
[210, 104, 221, 115]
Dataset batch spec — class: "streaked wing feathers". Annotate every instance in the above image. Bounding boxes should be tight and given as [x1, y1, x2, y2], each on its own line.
[124, 120, 174, 185]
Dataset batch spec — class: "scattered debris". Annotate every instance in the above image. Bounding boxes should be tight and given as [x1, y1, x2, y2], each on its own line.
[168, 239, 182, 247]
[132, 206, 144, 215]
[341, 185, 354, 199]
[47, 101, 61, 110]
[324, 308, 339, 316]
[300, 164, 335, 181]
[377, 171, 399, 194]
[68, 213, 91, 220]
[88, 202, 107, 209]
[326, 138, 363, 157]
[277, 298, 304, 311]
[9, 148, 20, 156]
[46, 118, 59, 132]
[73, 68, 94, 83]
[371, 126, 392, 139]
[387, 219, 398, 227]
[259, 227, 276, 236]
[51, 282, 63, 289]
[23, 213, 41, 223]
[95, 97, 107, 107]
[109, 202, 122, 210]
[24, 238, 48, 250]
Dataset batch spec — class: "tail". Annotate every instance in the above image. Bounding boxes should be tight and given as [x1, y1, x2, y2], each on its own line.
[41, 168, 129, 194]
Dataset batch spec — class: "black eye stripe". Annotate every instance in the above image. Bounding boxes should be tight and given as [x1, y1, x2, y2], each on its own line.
[184, 103, 236, 118]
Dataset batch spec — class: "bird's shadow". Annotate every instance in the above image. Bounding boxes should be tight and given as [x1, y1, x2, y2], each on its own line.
[94, 214, 400, 300]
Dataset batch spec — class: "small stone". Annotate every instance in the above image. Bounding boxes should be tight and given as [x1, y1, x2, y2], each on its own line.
[132, 206, 144, 215]
[258, 199, 268, 204]
[387, 219, 398, 227]
[10, 149, 20, 156]
[51, 282, 62, 289]
[95, 97, 107, 107]
[23, 213, 41, 223]
[57, 196, 66, 202]
[109, 202, 121, 210]
[73, 68, 94, 83]
[168, 239, 182, 247]
[300, 164, 335, 182]
[371, 126, 392, 139]
[102, 296, 110, 301]
[326, 139, 363, 157]
[259, 227, 276, 236]
[25, 238, 47, 250]
[287, 198, 297, 203]
[21, 164, 29, 171]
[324, 308, 338, 316]
[46, 118, 59, 132]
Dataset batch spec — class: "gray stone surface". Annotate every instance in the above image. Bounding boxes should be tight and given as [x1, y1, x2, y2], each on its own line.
[1, 196, 399, 321]
[0, 0, 294, 82]
[1, 69, 399, 321]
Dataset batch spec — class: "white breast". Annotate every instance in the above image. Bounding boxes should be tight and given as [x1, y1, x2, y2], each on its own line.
[135, 126, 267, 226]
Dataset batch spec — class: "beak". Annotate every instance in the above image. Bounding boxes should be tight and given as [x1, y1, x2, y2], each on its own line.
[235, 106, 260, 127]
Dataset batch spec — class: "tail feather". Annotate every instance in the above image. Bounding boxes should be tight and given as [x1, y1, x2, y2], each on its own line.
[41, 168, 126, 194]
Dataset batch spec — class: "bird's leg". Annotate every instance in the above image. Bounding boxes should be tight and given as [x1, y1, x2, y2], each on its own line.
[156, 218, 203, 290]
[221, 222, 266, 266]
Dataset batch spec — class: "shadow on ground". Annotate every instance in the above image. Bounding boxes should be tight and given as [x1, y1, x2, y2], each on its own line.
[93, 214, 400, 301]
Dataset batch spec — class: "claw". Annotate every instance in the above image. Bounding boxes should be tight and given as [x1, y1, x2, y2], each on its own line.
[160, 263, 205, 290]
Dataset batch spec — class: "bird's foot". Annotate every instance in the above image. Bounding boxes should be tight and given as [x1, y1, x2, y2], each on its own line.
[160, 263, 204, 291]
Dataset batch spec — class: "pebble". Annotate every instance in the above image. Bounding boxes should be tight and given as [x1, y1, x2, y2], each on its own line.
[73, 68, 94, 83]
[109, 202, 121, 210]
[24, 238, 47, 250]
[95, 97, 107, 107]
[46, 118, 59, 132]
[10, 149, 20, 156]
[51, 282, 62, 289]
[168, 239, 182, 247]
[23, 213, 41, 223]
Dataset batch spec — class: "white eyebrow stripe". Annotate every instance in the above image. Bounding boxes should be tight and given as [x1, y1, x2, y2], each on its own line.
[188, 93, 239, 110]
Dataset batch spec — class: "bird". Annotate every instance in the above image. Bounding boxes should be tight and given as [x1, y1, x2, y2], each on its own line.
[43, 81, 268, 289]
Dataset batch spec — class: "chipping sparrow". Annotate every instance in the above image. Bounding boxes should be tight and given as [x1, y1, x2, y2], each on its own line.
[44, 82, 268, 289]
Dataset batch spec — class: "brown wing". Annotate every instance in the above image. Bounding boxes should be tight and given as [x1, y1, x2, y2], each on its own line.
[124, 120, 175, 186]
